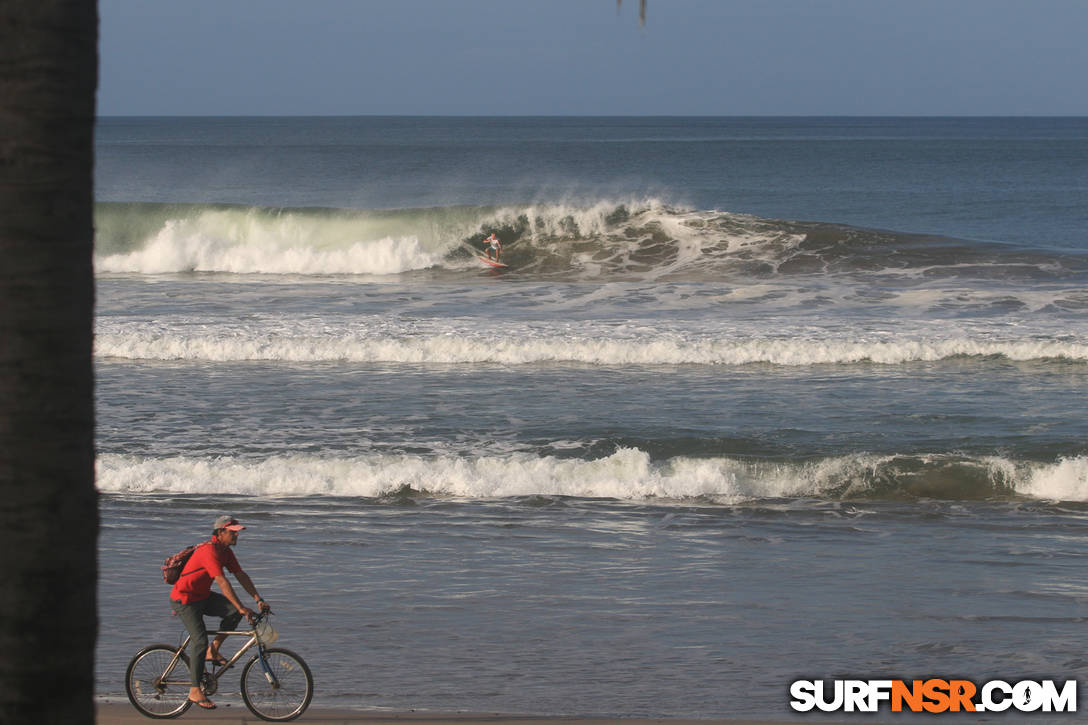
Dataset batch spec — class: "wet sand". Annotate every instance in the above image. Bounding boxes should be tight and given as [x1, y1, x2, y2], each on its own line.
[95, 702, 814, 725]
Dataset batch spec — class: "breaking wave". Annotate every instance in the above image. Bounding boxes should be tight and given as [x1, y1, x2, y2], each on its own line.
[94, 200, 1088, 282]
[96, 450, 1088, 504]
[94, 321, 1088, 366]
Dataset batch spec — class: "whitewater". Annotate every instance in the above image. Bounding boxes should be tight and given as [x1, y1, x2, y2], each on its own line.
[97, 450, 1088, 503]
[94, 116, 1088, 721]
[94, 311, 1088, 365]
[95, 199, 1088, 282]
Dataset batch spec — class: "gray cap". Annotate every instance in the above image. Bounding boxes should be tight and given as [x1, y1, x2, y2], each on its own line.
[213, 515, 246, 531]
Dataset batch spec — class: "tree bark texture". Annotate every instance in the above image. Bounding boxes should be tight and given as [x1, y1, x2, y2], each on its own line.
[0, 1, 98, 723]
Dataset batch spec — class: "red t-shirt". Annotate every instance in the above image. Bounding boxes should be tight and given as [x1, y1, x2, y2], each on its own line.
[170, 538, 242, 604]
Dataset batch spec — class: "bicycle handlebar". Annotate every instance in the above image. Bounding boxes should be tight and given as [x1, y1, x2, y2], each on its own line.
[250, 609, 275, 628]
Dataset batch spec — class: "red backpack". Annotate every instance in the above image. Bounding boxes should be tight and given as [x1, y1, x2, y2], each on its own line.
[162, 543, 200, 585]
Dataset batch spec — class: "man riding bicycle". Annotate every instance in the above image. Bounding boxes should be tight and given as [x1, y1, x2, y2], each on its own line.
[169, 515, 271, 710]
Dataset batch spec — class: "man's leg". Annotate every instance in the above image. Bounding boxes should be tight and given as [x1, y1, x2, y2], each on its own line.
[170, 599, 207, 688]
[202, 592, 243, 660]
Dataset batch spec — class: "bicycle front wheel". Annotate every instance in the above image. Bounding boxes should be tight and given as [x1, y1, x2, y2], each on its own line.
[125, 644, 192, 719]
[240, 647, 314, 722]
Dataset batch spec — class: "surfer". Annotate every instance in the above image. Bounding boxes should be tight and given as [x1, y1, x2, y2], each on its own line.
[483, 233, 502, 262]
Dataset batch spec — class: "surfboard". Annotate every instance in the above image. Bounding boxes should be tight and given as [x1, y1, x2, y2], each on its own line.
[477, 255, 508, 269]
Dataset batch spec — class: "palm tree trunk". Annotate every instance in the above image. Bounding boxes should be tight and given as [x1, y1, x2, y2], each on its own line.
[0, 1, 98, 722]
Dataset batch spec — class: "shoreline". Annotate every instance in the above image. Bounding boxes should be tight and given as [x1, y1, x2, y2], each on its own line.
[95, 702, 835, 725]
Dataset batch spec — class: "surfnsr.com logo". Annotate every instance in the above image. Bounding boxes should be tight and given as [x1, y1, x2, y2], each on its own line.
[790, 679, 1077, 713]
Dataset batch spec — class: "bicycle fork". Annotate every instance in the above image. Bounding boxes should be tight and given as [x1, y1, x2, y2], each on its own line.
[256, 645, 281, 690]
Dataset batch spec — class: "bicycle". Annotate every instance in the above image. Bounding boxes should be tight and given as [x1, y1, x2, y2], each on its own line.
[125, 612, 313, 721]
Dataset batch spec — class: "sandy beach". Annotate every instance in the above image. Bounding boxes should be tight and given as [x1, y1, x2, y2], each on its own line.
[95, 703, 817, 725]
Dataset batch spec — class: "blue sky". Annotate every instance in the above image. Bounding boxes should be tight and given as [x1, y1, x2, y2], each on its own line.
[98, 0, 1088, 116]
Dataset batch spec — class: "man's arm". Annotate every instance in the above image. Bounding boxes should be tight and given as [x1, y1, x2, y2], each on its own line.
[214, 574, 255, 620]
[233, 570, 269, 610]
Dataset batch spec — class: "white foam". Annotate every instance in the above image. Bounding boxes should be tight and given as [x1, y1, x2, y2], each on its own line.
[93, 199, 684, 277]
[93, 449, 850, 501]
[94, 316, 1088, 366]
[96, 218, 442, 275]
[95, 451, 1088, 503]
[1019, 457, 1088, 501]
[92, 200, 1085, 290]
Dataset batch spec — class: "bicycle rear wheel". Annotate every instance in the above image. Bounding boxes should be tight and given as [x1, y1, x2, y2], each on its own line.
[125, 644, 192, 719]
[240, 647, 313, 721]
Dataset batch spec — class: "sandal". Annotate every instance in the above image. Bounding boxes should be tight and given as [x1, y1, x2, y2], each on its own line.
[189, 697, 217, 710]
[205, 654, 228, 666]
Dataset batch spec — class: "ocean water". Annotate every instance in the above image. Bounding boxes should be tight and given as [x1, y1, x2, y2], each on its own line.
[94, 117, 1088, 720]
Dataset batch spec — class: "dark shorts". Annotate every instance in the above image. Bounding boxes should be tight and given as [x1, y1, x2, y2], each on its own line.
[169, 593, 243, 686]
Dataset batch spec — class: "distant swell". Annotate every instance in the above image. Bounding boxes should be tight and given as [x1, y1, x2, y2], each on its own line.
[96, 451, 1088, 503]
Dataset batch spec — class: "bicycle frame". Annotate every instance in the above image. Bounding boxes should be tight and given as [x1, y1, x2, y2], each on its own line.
[157, 625, 277, 692]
